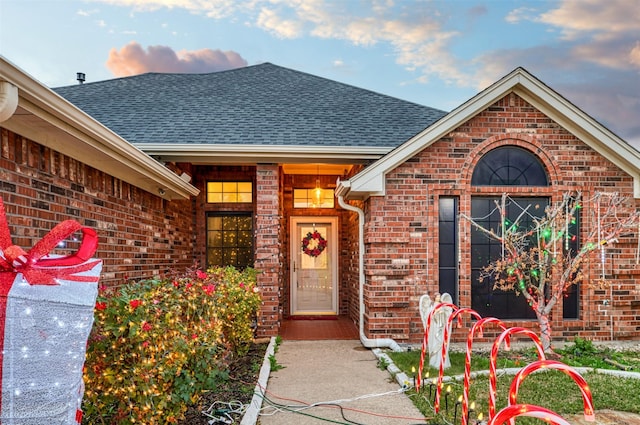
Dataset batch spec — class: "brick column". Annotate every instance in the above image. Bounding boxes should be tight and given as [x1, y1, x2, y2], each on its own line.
[255, 164, 282, 337]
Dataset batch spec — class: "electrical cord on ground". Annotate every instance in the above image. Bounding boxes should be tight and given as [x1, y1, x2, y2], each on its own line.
[255, 381, 428, 424]
[201, 400, 247, 424]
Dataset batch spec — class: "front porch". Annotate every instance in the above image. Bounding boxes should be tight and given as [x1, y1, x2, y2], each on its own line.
[279, 315, 359, 340]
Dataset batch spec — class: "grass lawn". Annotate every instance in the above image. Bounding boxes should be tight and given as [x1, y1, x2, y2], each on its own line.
[387, 341, 640, 424]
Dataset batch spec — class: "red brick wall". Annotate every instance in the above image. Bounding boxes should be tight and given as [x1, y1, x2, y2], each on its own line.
[254, 164, 283, 337]
[0, 128, 196, 286]
[363, 93, 640, 343]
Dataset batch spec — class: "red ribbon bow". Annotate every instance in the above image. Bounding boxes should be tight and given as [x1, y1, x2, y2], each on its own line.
[0, 198, 100, 285]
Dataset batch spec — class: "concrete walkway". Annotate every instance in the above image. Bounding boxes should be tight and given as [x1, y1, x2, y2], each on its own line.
[258, 340, 427, 425]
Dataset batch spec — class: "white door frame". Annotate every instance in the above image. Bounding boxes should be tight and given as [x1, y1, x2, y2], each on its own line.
[290, 216, 338, 315]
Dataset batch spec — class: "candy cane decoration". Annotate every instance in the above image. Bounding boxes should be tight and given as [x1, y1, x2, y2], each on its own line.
[433, 307, 482, 413]
[460, 317, 508, 425]
[417, 301, 458, 393]
[488, 328, 545, 420]
[509, 360, 594, 423]
[489, 404, 572, 425]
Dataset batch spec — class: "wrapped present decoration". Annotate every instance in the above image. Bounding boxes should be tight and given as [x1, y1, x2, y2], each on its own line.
[0, 198, 102, 424]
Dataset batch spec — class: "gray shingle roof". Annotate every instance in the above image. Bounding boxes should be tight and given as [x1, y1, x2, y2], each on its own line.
[53, 63, 447, 147]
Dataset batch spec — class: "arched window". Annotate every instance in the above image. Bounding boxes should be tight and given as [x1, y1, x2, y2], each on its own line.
[471, 146, 548, 186]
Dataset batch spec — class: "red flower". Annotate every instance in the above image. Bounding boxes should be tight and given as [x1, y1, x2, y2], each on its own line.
[172, 280, 179, 288]
[95, 301, 107, 311]
[196, 270, 207, 279]
[239, 282, 245, 289]
[185, 283, 193, 290]
[142, 341, 150, 348]
[191, 333, 198, 340]
[129, 299, 142, 309]
[203, 284, 216, 295]
[141, 321, 152, 332]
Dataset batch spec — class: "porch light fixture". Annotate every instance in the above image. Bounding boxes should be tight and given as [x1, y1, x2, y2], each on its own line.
[313, 165, 323, 207]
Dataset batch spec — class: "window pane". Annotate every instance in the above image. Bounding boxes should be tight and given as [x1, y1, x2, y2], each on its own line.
[238, 182, 252, 193]
[207, 248, 222, 265]
[207, 231, 222, 247]
[223, 192, 238, 203]
[207, 182, 222, 193]
[222, 182, 237, 193]
[237, 192, 252, 203]
[207, 193, 223, 203]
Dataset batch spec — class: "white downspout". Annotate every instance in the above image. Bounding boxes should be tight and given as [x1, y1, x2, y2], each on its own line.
[336, 182, 402, 352]
[0, 81, 19, 123]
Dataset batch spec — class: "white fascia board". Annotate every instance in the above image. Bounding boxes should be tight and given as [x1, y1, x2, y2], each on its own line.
[0, 56, 198, 200]
[135, 143, 391, 163]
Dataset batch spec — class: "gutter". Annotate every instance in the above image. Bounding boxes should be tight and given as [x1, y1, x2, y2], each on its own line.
[335, 179, 402, 352]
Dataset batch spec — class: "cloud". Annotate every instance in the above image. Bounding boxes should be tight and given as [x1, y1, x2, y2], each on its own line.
[505, 7, 537, 24]
[94, 0, 241, 19]
[539, 0, 639, 39]
[106, 42, 248, 76]
[77, 8, 100, 17]
[256, 7, 304, 38]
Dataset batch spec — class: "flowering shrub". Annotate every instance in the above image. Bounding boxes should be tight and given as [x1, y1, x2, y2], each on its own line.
[82, 266, 261, 424]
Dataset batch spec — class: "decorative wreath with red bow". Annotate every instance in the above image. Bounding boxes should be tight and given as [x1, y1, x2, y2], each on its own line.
[301, 230, 327, 257]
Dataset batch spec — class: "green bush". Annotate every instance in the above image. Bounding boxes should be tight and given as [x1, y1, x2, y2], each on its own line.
[82, 266, 261, 424]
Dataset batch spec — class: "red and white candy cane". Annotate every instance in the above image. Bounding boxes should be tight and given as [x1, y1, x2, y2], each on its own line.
[461, 317, 507, 425]
[488, 328, 545, 420]
[433, 307, 482, 413]
[489, 404, 573, 425]
[509, 360, 594, 424]
[417, 302, 458, 393]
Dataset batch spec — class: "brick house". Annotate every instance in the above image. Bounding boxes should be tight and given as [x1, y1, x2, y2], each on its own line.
[1, 56, 638, 345]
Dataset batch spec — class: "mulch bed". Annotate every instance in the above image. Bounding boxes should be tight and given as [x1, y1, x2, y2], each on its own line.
[178, 342, 268, 425]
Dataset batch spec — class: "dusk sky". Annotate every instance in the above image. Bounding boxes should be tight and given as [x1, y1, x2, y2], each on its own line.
[1, 0, 639, 147]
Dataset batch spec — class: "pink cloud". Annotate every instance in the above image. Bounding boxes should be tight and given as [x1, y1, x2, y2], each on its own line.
[106, 42, 247, 76]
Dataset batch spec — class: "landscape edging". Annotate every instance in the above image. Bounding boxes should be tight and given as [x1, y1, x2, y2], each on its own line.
[240, 336, 277, 425]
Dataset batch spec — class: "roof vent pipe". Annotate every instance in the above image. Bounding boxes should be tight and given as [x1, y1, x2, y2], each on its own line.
[0, 81, 18, 123]
[77, 72, 85, 84]
[335, 179, 402, 352]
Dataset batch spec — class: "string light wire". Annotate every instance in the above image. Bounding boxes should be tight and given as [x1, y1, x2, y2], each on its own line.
[254, 382, 429, 424]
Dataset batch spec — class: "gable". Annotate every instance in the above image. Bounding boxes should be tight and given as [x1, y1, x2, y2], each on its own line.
[340, 67, 640, 199]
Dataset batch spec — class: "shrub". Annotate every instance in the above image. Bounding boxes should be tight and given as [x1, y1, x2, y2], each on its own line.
[82, 266, 261, 424]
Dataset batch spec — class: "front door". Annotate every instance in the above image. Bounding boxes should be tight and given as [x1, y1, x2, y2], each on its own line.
[290, 217, 338, 315]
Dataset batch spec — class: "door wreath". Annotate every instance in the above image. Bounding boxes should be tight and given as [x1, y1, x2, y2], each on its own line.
[301, 230, 327, 257]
